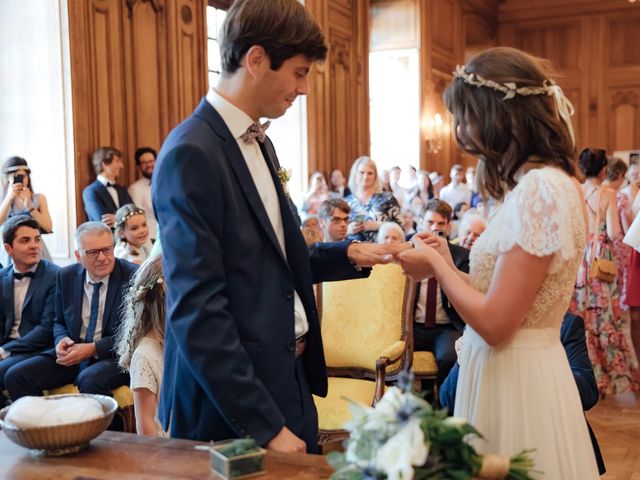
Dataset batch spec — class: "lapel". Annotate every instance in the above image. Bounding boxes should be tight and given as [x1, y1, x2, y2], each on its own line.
[2, 268, 14, 338]
[102, 261, 122, 335]
[195, 100, 288, 266]
[22, 261, 44, 314]
[72, 267, 85, 339]
[95, 180, 117, 211]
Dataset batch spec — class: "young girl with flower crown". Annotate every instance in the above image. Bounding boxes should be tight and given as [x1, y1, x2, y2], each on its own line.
[115, 254, 166, 437]
[114, 204, 153, 265]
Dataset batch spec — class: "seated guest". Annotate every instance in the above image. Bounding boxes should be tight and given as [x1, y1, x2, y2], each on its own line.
[457, 212, 487, 250]
[408, 170, 434, 218]
[450, 201, 469, 240]
[301, 171, 329, 215]
[329, 169, 350, 198]
[5, 222, 137, 400]
[414, 199, 469, 386]
[318, 198, 350, 242]
[82, 147, 132, 228]
[128, 147, 157, 242]
[0, 216, 59, 407]
[401, 209, 417, 240]
[439, 313, 606, 475]
[377, 222, 405, 245]
[114, 204, 152, 265]
[439, 164, 471, 208]
[116, 254, 166, 437]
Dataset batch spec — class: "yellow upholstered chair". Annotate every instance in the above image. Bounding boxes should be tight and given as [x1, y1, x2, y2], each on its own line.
[45, 384, 136, 433]
[313, 263, 415, 445]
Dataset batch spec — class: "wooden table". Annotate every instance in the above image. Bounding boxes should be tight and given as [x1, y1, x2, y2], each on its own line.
[0, 431, 334, 479]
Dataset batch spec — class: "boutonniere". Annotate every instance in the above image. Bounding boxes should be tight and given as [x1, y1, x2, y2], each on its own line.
[277, 168, 291, 197]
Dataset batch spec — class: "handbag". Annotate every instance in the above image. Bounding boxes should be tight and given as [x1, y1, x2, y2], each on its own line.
[587, 188, 618, 283]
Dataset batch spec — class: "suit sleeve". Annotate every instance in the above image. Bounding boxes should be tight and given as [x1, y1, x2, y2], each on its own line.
[562, 314, 598, 411]
[2, 277, 56, 354]
[154, 144, 286, 446]
[82, 186, 104, 221]
[52, 273, 70, 347]
[309, 240, 370, 284]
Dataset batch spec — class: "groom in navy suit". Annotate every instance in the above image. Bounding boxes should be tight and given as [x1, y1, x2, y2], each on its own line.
[153, 0, 396, 453]
[5, 222, 135, 400]
[82, 146, 132, 227]
[0, 216, 59, 406]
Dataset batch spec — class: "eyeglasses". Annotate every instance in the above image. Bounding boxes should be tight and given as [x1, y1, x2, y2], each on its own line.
[81, 246, 114, 259]
[330, 216, 349, 224]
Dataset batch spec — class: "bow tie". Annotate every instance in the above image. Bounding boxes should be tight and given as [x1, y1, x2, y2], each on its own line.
[14, 271, 35, 280]
[240, 120, 271, 144]
[106, 182, 115, 188]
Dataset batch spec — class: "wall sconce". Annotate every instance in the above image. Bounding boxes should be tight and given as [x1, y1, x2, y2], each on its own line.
[425, 113, 444, 154]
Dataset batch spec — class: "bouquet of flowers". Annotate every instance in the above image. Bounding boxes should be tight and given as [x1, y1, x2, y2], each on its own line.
[327, 374, 537, 480]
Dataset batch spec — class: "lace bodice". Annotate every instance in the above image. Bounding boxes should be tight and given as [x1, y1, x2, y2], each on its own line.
[469, 167, 586, 328]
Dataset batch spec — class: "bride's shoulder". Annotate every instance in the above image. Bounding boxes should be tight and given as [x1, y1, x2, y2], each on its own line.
[513, 166, 577, 201]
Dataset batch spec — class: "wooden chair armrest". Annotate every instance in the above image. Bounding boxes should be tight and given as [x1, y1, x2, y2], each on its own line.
[373, 340, 407, 405]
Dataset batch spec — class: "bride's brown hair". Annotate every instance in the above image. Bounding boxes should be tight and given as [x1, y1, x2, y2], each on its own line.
[444, 47, 577, 200]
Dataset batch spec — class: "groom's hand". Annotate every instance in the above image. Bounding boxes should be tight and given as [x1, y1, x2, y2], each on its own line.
[347, 241, 412, 267]
[267, 426, 306, 453]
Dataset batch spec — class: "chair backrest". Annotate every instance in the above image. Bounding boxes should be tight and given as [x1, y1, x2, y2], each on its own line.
[318, 263, 413, 378]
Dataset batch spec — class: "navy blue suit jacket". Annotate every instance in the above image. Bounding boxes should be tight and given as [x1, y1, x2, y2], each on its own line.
[153, 98, 368, 445]
[50, 259, 137, 358]
[0, 260, 59, 354]
[82, 179, 133, 221]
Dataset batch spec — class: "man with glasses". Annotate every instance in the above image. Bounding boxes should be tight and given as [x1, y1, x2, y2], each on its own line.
[5, 222, 137, 401]
[318, 199, 350, 242]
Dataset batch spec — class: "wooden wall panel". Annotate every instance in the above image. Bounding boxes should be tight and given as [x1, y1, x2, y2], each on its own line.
[68, 0, 207, 224]
[306, 0, 370, 179]
[498, 0, 640, 155]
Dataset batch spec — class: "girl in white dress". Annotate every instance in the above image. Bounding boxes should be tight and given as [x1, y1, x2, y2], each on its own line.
[115, 254, 166, 437]
[114, 204, 153, 265]
[398, 47, 599, 479]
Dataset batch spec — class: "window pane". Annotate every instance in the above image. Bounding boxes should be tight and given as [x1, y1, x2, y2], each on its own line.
[208, 38, 221, 73]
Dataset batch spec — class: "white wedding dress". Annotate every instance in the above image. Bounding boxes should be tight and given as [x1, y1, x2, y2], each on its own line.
[454, 167, 599, 479]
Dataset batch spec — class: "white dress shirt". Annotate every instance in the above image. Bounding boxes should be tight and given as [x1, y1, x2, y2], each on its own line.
[128, 178, 157, 240]
[206, 88, 308, 338]
[80, 273, 110, 342]
[413, 278, 449, 325]
[439, 182, 471, 208]
[97, 174, 120, 208]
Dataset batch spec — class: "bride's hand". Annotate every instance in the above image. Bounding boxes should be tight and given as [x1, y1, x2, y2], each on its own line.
[413, 231, 455, 269]
[396, 236, 443, 282]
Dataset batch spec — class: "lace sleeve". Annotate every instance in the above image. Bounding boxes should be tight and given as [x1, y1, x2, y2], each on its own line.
[497, 169, 576, 267]
[130, 344, 162, 394]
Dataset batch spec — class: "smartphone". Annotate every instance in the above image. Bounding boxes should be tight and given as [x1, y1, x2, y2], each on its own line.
[354, 214, 366, 223]
[13, 174, 24, 184]
[434, 230, 446, 238]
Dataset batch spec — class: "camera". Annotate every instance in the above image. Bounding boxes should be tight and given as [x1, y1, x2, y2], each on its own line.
[433, 230, 446, 238]
[13, 174, 24, 184]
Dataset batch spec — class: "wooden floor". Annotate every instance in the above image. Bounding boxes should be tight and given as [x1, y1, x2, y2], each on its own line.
[588, 392, 640, 479]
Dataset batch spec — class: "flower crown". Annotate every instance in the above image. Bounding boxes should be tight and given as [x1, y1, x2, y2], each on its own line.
[116, 208, 146, 230]
[453, 64, 576, 147]
[130, 275, 164, 299]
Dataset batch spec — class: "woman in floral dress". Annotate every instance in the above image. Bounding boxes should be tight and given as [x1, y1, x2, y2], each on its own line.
[570, 148, 639, 395]
[345, 156, 402, 243]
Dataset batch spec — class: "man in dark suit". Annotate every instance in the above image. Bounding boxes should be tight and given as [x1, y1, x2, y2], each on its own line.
[413, 199, 469, 386]
[439, 313, 606, 475]
[153, 0, 395, 454]
[0, 216, 59, 407]
[5, 222, 136, 400]
[82, 146, 132, 227]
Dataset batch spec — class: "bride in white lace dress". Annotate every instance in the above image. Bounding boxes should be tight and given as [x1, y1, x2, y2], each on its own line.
[399, 47, 599, 479]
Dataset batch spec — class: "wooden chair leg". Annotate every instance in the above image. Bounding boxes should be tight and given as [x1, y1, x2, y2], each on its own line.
[115, 406, 136, 433]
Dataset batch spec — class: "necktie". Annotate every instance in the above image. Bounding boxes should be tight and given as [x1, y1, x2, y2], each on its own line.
[13, 271, 35, 280]
[424, 277, 437, 328]
[240, 120, 271, 144]
[85, 282, 102, 343]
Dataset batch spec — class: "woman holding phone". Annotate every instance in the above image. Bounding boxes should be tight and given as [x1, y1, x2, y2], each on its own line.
[0, 157, 53, 261]
[345, 156, 402, 242]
